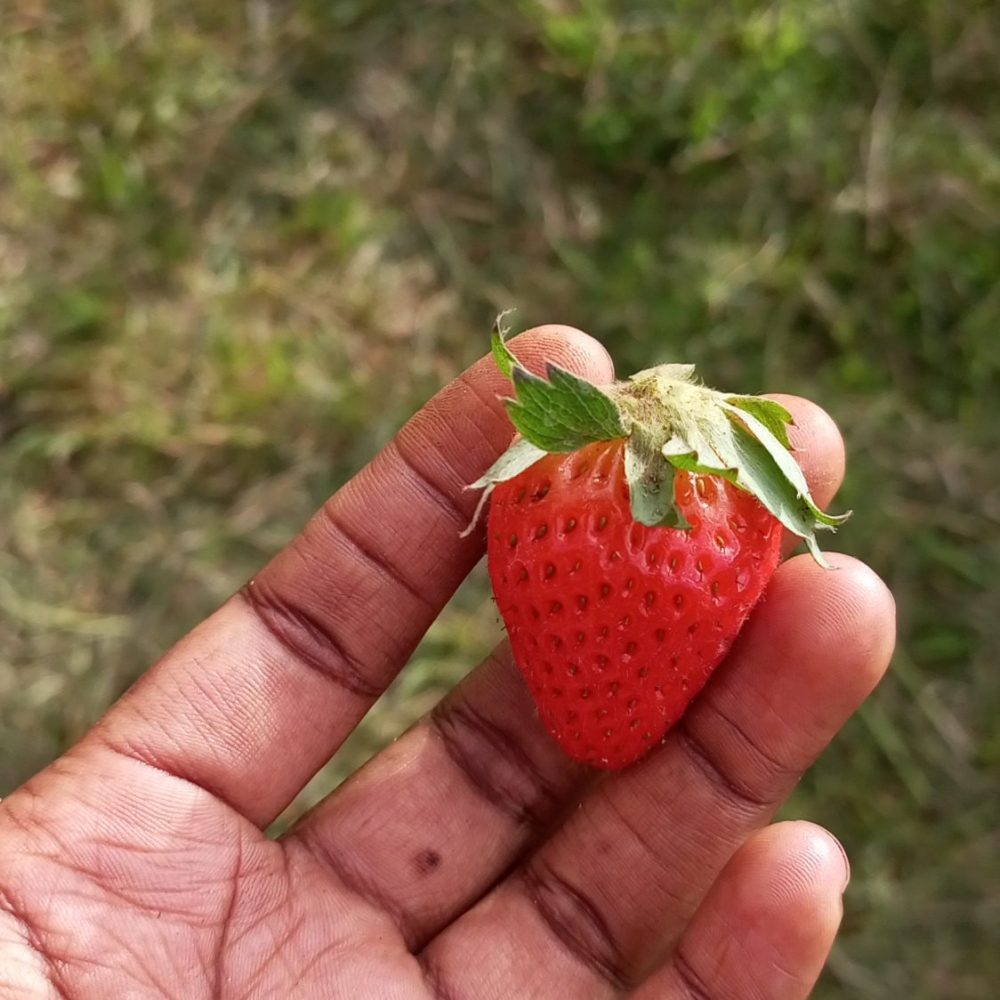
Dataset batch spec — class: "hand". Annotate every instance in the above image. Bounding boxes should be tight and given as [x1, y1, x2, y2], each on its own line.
[0, 327, 895, 999]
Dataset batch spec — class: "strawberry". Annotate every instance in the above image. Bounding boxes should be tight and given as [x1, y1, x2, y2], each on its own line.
[487, 444, 782, 769]
[469, 320, 848, 769]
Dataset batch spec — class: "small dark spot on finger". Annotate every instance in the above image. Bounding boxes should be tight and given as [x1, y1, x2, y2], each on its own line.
[414, 848, 442, 875]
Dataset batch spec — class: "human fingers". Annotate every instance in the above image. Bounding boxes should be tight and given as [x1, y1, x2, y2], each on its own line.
[417, 556, 894, 995]
[631, 821, 847, 1000]
[69, 327, 613, 826]
[283, 397, 850, 950]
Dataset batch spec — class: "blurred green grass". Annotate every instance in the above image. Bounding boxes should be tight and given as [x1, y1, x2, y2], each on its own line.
[1, 1, 998, 996]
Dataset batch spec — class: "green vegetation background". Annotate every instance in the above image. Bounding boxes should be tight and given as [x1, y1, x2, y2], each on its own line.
[2, 2, 997, 996]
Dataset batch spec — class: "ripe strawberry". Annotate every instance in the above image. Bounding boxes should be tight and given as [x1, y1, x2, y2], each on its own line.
[488, 443, 781, 768]
[469, 320, 848, 769]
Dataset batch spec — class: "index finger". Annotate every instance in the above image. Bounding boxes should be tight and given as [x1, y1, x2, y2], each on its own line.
[80, 327, 615, 827]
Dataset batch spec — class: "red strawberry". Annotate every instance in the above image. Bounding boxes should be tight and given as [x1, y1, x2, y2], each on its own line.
[469, 320, 848, 769]
[487, 442, 781, 768]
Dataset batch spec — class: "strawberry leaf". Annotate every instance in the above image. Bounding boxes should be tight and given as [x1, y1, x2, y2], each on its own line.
[468, 437, 547, 491]
[721, 402, 850, 559]
[724, 395, 794, 449]
[490, 311, 519, 380]
[663, 449, 738, 483]
[491, 316, 628, 452]
[661, 431, 734, 479]
[506, 365, 627, 452]
[461, 437, 547, 538]
[655, 399, 848, 568]
[723, 422, 839, 566]
[625, 433, 690, 529]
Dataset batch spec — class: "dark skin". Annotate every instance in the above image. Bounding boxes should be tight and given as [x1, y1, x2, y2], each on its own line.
[0, 327, 895, 999]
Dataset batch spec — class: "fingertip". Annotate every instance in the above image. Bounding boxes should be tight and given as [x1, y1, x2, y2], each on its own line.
[775, 553, 897, 689]
[715, 819, 848, 939]
[716, 821, 847, 964]
[509, 324, 616, 385]
[754, 821, 851, 904]
[641, 820, 849, 1000]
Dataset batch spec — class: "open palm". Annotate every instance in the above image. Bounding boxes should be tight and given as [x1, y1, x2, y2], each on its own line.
[0, 327, 894, 999]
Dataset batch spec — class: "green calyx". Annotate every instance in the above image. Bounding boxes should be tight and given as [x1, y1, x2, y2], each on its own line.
[467, 317, 849, 566]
